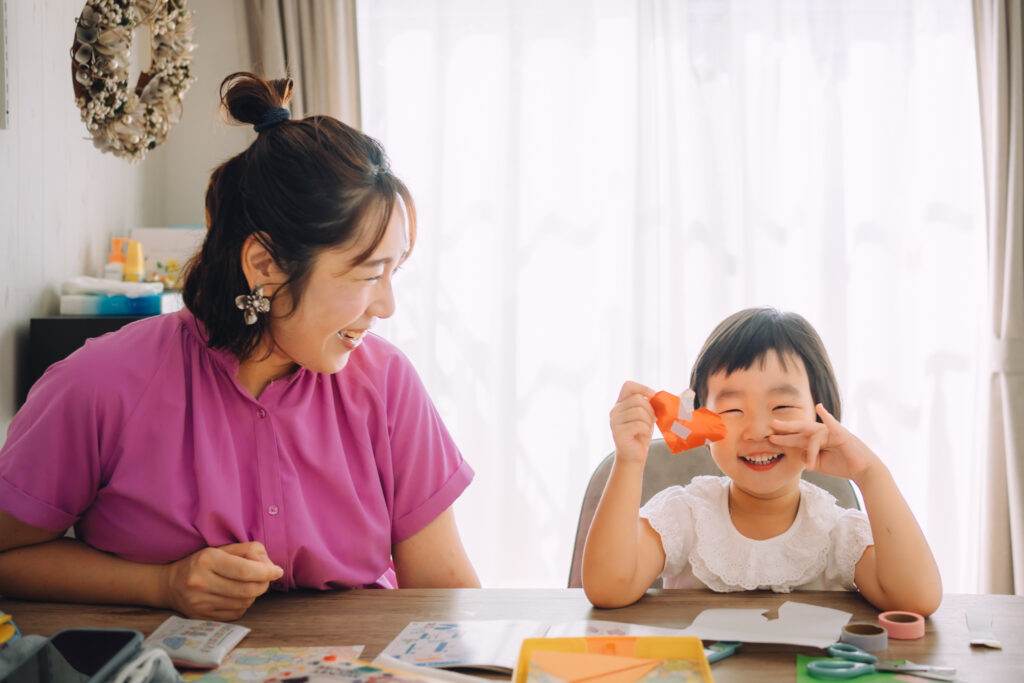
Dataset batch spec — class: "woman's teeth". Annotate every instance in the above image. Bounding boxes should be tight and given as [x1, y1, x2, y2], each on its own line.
[741, 453, 783, 465]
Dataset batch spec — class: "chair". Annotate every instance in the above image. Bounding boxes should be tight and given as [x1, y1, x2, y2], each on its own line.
[567, 439, 861, 588]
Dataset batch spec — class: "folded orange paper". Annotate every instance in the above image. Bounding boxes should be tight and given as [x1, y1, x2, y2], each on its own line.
[514, 637, 712, 683]
[650, 390, 727, 454]
[528, 651, 662, 683]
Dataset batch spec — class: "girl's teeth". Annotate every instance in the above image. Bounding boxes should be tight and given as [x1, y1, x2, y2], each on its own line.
[742, 454, 782, 464]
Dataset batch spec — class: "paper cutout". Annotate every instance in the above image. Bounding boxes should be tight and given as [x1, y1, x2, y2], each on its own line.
[649, 390, 727, 454]
[529, 651, 662, 683]
[675, 601, 852, 649]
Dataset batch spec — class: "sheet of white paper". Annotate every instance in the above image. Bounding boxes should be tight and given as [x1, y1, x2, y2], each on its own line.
[373, 654, 490, 682]
[674, 600, 851, 648]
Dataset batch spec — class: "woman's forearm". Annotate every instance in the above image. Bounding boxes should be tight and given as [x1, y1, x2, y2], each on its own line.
[0, 537, 167, 608]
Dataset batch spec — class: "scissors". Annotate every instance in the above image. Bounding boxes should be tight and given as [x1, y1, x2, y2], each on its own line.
[807, 642, 958, 681]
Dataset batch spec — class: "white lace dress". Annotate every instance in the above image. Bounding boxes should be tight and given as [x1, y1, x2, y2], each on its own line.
[639, 475, 873, 592]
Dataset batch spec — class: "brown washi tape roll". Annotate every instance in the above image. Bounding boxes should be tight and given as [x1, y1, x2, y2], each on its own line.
[879, 611, 926, 640]
[839, 622, 889, 652]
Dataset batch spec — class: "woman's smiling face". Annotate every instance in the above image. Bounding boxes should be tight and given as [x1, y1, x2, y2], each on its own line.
[704, 350, 817, 499]
[260, 205, 408, 377]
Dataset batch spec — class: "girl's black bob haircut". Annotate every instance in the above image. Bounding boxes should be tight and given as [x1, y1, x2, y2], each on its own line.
[689, 307, 841, 421]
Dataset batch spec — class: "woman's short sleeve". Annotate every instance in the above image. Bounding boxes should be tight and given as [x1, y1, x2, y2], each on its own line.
[639, 486, 695, 579]
[0, 357, 118, 531]
[381, 349, 473, 544]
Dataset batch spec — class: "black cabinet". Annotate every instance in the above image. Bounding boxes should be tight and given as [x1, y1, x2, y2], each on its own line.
[22, 317, 147, 406]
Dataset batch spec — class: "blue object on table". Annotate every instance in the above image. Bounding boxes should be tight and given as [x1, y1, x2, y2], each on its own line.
[806, 642, 958, 681]
[704, 641, 741, 663]
[806, 642, 877, 679]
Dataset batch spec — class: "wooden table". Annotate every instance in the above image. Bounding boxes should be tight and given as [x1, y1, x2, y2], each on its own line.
[1, 589, 1021, 682]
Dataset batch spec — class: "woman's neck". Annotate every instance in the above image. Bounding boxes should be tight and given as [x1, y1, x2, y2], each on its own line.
[236, 346, 299, 399]
[727, 480, 802, 540]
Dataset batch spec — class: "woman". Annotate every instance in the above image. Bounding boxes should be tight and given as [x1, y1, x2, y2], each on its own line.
[0, 73, 480, 620]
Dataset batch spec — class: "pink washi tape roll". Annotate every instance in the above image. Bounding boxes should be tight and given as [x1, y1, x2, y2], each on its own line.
[879, 611, 925, 640]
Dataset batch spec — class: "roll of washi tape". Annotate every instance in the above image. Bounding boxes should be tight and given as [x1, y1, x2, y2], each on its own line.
[839, 622, 889, 652]
[879, 611, 926, 640]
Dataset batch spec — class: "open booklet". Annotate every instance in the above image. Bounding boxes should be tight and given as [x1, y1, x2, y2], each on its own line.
[379, 601, 853, 673]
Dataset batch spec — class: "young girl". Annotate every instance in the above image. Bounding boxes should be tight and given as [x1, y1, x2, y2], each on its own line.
[581, 307, 942, 616]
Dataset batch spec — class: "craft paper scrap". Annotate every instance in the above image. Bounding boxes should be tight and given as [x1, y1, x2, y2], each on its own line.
[381, 621, 548, 672]
[675, 601, 852, 649]
[182, 646, 364, 682]
[649, 390, 727, 454]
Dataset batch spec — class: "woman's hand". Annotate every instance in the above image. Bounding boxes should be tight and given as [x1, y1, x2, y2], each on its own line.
[160, 541, 283, 621]
[768, 403, 880, 482]
[609, 381, 656, 465]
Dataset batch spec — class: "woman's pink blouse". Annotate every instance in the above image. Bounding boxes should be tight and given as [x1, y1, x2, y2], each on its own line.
[0, 310, 473, 590]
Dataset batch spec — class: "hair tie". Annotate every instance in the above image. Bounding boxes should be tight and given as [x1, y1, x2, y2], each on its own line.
[254, 107, 290, 132]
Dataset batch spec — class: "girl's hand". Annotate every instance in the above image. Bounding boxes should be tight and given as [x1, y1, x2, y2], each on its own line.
[768, 404, 881, 482]
[609, 381, 656, 465]
[160, 541, 284, 621]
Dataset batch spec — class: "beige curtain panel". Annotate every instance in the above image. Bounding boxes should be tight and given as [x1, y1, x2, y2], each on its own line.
[973, 0, 1024, 595]
[244, 0, 361, 127]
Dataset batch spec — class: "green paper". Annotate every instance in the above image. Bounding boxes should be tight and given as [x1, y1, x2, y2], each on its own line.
[796, 654, 899, 682]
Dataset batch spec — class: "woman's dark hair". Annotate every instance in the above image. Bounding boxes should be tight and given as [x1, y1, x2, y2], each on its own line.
[689, 307, 841, 421]
[182, 72, 416, 359]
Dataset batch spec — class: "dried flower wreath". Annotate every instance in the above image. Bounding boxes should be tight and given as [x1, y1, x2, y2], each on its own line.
[71, 0, 196, 163]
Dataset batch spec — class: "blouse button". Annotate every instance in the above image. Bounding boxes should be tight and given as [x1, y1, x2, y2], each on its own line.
[267, 504, 279, 515]
[256, 408, 267, 418]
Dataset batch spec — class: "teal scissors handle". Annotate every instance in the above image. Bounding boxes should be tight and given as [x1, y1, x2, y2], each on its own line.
[807, 659, 876, 679]
[827, 642, 878, 664]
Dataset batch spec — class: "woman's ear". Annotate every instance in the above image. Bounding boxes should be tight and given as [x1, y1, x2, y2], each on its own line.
[240, 233, 285, 294]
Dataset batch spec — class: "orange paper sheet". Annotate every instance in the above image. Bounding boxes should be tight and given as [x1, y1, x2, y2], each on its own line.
[529, 651, 663, 683]
[650, 390, 727, 454]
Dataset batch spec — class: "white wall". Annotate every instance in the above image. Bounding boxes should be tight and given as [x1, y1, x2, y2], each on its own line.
[0, 0, 252, 432]
[0, 0, 145, 432]
[141, 0, 252, 227]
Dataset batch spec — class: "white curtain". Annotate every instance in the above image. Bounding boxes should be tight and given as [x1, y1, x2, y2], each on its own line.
[973, 0, 1024, 595]
[358, 0, 988, 590]
[244, 0, 361, 125]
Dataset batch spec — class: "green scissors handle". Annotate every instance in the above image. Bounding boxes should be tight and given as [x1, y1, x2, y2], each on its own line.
[807, 659, 876, 679]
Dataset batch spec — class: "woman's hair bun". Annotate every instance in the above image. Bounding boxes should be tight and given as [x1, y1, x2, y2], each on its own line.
[219, 72, 294, 127]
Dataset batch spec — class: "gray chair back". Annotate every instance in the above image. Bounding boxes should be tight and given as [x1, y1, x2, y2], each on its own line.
[567, 439, 860, 588]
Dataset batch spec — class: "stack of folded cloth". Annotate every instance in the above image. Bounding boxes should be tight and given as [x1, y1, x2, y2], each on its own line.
[59, 277, 183, 315]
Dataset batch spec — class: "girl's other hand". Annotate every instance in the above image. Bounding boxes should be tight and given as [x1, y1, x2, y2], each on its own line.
[768, 404, 880, 481]
[160, 541, 284, 621]
[609, 381, 656, 465]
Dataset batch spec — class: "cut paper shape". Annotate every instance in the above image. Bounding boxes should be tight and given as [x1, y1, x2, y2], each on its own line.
[649, 389, 727, 454]
[529, 651, 662, 683]
[675, 601, 852, 649]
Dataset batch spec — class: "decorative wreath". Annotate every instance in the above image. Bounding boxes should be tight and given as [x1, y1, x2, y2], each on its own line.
[71, 0, 196, 163]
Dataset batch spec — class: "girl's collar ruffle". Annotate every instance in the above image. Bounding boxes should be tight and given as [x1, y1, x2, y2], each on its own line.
[684, 476, 840, 592]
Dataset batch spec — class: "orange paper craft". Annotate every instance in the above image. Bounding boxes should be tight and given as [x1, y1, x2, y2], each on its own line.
[528, 651, 662, 683]
[650, 390, 727, 454]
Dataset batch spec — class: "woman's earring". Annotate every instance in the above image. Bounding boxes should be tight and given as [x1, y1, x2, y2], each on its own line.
[235, 284, 271, 325]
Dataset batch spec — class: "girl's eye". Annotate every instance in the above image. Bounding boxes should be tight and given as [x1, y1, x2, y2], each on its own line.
[773, 405, 798, 411]
[719, 409, 742, 415]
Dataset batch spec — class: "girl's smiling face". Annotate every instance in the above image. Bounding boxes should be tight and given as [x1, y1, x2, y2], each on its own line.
[705, 350, 817, 499]
[247, 205, 408, 384]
